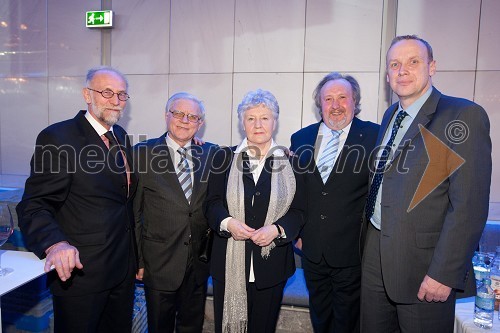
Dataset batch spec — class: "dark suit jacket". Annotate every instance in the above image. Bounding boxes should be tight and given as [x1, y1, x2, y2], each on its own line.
[373, 87, 491, 303]
[290, 117, 379, 267]
[204, 146, 306, 289]
[16, 110, 137, 296]
[133, 135, 217, 291]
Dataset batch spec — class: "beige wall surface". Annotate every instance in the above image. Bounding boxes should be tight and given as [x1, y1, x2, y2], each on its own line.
[0, 0, 498, 212]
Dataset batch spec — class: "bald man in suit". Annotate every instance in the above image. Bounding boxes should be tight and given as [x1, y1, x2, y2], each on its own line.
[361, 35, 491, 332]
[17, 66, 137, 333]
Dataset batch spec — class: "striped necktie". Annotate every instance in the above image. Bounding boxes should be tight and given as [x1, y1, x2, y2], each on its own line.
[365, 110, 409, 220]
[177, 147, 193, 203]
[317, 129, 342, 184]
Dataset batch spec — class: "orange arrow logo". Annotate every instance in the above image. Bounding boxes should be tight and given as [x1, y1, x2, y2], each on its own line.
[407, 124, 465, 212]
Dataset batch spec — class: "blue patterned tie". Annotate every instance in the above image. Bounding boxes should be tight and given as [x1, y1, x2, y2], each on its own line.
[365, 110, 409, 220]
[317, 129, 342, 184]
[177, 147, 192, 203]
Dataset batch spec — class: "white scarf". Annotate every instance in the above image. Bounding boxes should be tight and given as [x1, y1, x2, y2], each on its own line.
[223, 144, 296, 333]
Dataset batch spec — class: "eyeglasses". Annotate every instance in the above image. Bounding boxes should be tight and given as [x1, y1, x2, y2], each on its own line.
[169, 110, 202, 123]
[87, 88, 130, 101]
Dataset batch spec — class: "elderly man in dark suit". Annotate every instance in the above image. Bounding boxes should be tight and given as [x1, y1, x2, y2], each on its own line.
[16, 66, 137, 333]
[133, 92, 217, 333]
[290, 72, 379, 333]
[361, 35, 492, 332]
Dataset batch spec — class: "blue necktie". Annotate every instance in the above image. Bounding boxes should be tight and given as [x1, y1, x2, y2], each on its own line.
[177, 147, 193, 203]
[317, 130, 342, 184]
[365, 110, 409, 220]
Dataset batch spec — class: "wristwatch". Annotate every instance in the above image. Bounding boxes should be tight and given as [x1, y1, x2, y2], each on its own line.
[275, 224, 283, 239]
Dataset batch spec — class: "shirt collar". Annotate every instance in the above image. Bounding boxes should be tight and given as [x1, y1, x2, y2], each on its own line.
[319, 118, 353, 137]
[85, 111, 112, 136]
[165, 132, 192, 152]
[234, 138, 285, 157]
[398, 86, 434, 119]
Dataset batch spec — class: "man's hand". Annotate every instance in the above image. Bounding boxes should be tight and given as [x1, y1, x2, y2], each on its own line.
[44, 242, 83, 282]
[227, 218, 255, 241]
[417, 275, 452, 302]
[193, 136, 205, 145]
[250, 225, 279, 247]
[294, 237, 303, 251]
[136, 268, 144, 281]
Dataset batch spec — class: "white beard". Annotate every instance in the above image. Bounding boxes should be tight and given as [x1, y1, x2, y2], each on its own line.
[90, 97, 123, 126]
[327, 113, 347, 130]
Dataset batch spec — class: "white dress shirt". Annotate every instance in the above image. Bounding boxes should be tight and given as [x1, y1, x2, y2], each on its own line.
[221, 138, 286, 282]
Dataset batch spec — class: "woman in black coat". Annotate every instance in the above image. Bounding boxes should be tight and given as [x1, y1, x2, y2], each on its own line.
[205, 89, 305, 333]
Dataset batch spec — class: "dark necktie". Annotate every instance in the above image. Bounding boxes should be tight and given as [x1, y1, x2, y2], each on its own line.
[104, 131, 126, 175]
[365, 110, 409, 220]
[177, 147, 193, 203]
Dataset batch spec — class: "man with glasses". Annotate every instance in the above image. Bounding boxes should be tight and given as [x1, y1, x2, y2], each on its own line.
[133, 92, 218, 332]
[17, 66, 137, 332]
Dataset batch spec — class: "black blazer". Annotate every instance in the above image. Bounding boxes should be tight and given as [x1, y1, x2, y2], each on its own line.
[290, 117, 379, 267]
[133, 135, 217, 291]
[16, 110, 137, 296]
[204, 146, 306, 289]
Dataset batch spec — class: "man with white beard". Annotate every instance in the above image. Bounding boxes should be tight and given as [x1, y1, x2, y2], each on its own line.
[17, 66, 137, 333]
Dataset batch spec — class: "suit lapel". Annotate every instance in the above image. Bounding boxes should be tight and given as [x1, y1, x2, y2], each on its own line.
[75, 111, 122, 180]
[378, 105, 398, 146]
[255, 155, 272, 188]
[154, 137, 190, 204]
[366, 104, 398, 182]
[153, 137, 177, 174]
[295, 123, 320, 174]
[190, 142, 209, 204]
[242, 152, 254, 182]
[74, 111, 131, 197]
[391, 88, 441, 164]
[325, 117, 366, 184]
[114, 129, 138, 197]
[74, 111, 108, 151]
[310, 124, 326, 184]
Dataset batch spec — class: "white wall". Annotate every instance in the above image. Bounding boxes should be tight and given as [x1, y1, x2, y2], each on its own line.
[1, 0, 499, 212]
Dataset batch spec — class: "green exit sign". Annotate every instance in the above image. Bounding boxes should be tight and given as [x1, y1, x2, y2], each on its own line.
[86, 10, 113, 28]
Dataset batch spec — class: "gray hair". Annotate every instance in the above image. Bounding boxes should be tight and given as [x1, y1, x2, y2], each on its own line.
[86, 66, 129, 89]
[237, 89, 279, 123]
[387, 35, 434, 63]
[313, 72, 361, 116]
[165, 92, 206, 119]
